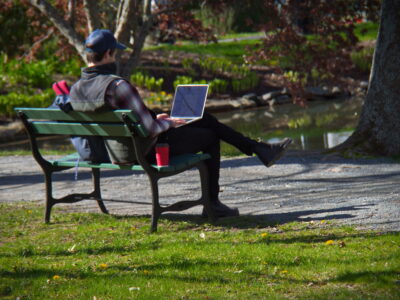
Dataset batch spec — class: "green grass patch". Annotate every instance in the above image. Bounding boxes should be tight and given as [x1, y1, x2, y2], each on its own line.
[146, 39, 261, 63]
[0, 149, 75, 157]
[218, 32, 264, 40]
[1, 203, 399, 299]
[354, 22, 379, 42]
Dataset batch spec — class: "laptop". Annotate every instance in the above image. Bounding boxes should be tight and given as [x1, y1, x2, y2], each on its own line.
[170, 84, 209, 126]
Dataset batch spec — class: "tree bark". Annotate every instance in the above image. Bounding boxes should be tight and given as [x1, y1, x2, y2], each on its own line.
[120, 0, 153, 77]
[335, 0, 400, 156]
[67, 0, 76, 27]
[83, 0, 101, 33]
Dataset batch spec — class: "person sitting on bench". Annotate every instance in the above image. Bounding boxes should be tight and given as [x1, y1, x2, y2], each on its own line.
[69, 29, 292, 218]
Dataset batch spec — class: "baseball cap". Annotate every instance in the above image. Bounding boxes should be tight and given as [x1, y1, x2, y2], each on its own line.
[85, 29, 127, 53]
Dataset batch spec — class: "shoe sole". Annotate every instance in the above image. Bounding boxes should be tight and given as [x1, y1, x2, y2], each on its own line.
[266, 138, 292, 167]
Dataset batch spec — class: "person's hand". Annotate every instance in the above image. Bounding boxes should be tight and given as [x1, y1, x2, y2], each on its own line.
[156, 113, 170, 120]
[156, 113, 186, 127]
[169, 118, 186, 127]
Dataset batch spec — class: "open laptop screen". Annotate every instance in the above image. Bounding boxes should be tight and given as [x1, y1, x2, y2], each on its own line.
[170, 85, 208, 119]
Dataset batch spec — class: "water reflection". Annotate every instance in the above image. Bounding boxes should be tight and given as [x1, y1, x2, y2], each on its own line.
[215, 97, 363, 151]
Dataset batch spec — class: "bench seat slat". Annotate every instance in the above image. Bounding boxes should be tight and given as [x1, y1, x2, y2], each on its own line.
[50, 152, 211, 173]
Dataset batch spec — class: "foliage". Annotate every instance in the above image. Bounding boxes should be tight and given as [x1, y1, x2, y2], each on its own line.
[353, 21, 380, 42]
[144, 91, 172, 106]
[0, 89, 53, 117]
[195, 3, 235, 35]
[0, 57, 55, 90]
[130, 72, 164, 92]
[245, 0, 380, 104]
[173, 75, 197, 88]
[351, 47, 375, 72]
[1, 202, 399, 299]
[0, 1, 36, 57]
[181, 56, 259, 94]
[173, 76, 231, 95]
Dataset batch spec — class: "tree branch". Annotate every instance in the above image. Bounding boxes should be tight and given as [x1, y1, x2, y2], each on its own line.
[22, 28, 54, 60]
[83, 0, 101, 33]
[28, 0, 86, 61]
[67, 0, 75, 27]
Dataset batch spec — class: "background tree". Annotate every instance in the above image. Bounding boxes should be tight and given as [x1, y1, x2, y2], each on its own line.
[334, 0, 400, 156]
[245, 0, 380, 104]
[24, 0, 213, 77]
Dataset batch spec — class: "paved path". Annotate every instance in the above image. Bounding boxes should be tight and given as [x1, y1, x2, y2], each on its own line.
[1, 151, 399, 232]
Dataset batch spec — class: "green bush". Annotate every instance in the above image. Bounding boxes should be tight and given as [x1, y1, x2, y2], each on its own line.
[173, 76, 194, 89]
[130, 71, 164, 92]
[351, 47, 374, 72]
[179, 57, 259, 94]
[209, 78, 228, 94]
[0, 55, 56, 89]
[0, 88, 54, 117]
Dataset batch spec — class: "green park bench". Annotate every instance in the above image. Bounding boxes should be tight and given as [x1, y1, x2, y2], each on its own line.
[15, 107, 214, 232]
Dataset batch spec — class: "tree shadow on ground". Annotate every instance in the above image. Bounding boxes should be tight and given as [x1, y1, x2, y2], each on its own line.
[158, 204, 373, 230]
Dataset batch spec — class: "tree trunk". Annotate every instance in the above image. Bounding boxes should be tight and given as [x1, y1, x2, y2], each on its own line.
[335, 0, 400, 156]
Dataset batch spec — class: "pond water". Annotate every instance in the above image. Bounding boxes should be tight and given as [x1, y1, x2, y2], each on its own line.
[215, 96, 363, 153]
[1, 97, 363, 153]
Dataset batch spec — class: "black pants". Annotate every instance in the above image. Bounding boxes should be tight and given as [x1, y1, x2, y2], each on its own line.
[156, 112, 257, 202]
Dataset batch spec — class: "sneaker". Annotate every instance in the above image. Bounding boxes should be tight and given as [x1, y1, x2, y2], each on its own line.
[254, 138, 292, 167]
[201, 201, 239, 218]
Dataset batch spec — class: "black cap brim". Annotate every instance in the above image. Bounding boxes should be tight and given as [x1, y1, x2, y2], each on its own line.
[116, 42, 127, 50]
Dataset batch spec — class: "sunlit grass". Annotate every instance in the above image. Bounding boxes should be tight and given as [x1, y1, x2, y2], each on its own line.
[146, 39, 261, 63]
[354, 21, 379, 42]
[0, 203, 399, 299]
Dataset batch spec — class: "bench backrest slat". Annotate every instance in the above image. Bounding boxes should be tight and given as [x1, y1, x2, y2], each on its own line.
[15, 108, 149, 138]
[31, 122, 132, 137]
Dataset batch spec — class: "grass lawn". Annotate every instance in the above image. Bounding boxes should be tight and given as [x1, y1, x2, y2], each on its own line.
[146, 39, 261, 63]
[1, 202, 399, 299]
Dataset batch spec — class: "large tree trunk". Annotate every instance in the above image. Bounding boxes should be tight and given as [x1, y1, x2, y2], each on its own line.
[335, 0, 400, 156]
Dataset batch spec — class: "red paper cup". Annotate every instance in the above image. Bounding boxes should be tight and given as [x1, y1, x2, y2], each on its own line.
[155, 143, 169, 167]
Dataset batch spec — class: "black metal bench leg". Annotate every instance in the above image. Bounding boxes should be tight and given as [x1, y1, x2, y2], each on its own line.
[91, 168, 108, 214]
[197, 162, 216, 222]
[44, 170, 55, 223]
[149, 175, 161, 233]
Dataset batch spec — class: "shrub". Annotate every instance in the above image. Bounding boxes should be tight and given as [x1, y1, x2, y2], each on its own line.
[173, 76, 194, 89]
[130, 71, 164, 92]
[0, 55, 56, 89]
[0, 88, 54, 117]
[351, 47, 374, 72]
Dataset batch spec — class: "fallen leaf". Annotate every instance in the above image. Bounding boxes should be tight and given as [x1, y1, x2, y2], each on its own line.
[68, 244, 76, 253]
